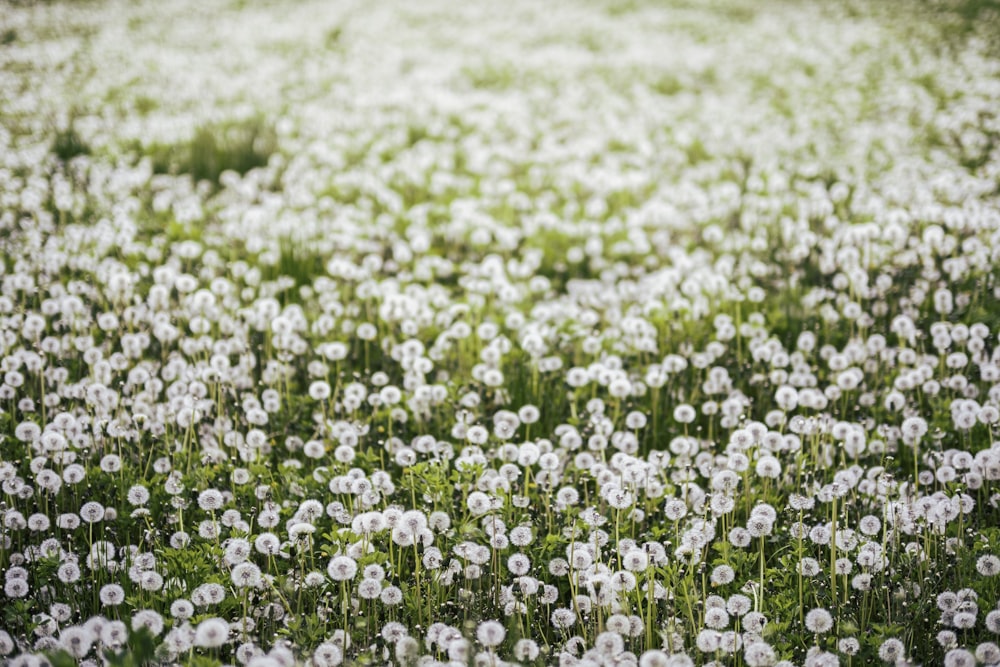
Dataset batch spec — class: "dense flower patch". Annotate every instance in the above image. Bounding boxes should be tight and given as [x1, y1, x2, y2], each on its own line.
[1, 0, 1000, 665]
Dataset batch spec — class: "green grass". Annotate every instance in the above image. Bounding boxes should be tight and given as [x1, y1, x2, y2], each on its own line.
[143, 116, 278, 186]
[51, 122, 91, 161]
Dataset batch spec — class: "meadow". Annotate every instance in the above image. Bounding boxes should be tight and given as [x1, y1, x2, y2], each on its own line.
[1, 0, 1000, 665]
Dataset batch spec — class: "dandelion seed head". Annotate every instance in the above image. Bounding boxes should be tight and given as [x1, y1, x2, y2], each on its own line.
[194, 617, 230, 648]
[804, 608, 833, 634]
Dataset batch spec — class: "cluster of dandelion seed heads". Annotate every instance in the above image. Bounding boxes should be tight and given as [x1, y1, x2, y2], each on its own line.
[1, 0, 1000, 666]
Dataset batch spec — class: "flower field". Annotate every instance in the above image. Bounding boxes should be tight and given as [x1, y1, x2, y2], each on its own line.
[2, 0, 1000, 665]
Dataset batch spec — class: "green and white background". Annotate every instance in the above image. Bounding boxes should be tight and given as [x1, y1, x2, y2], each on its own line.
[1, 0, 1000, 665]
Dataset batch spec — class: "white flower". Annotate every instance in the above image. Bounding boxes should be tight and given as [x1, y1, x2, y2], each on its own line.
[99, 584, 125, 606]
[194, 617, 229, 648]
[804, 608, 833, 633]
[327, 555, 358, 581]
[475, 620, 505, 648]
